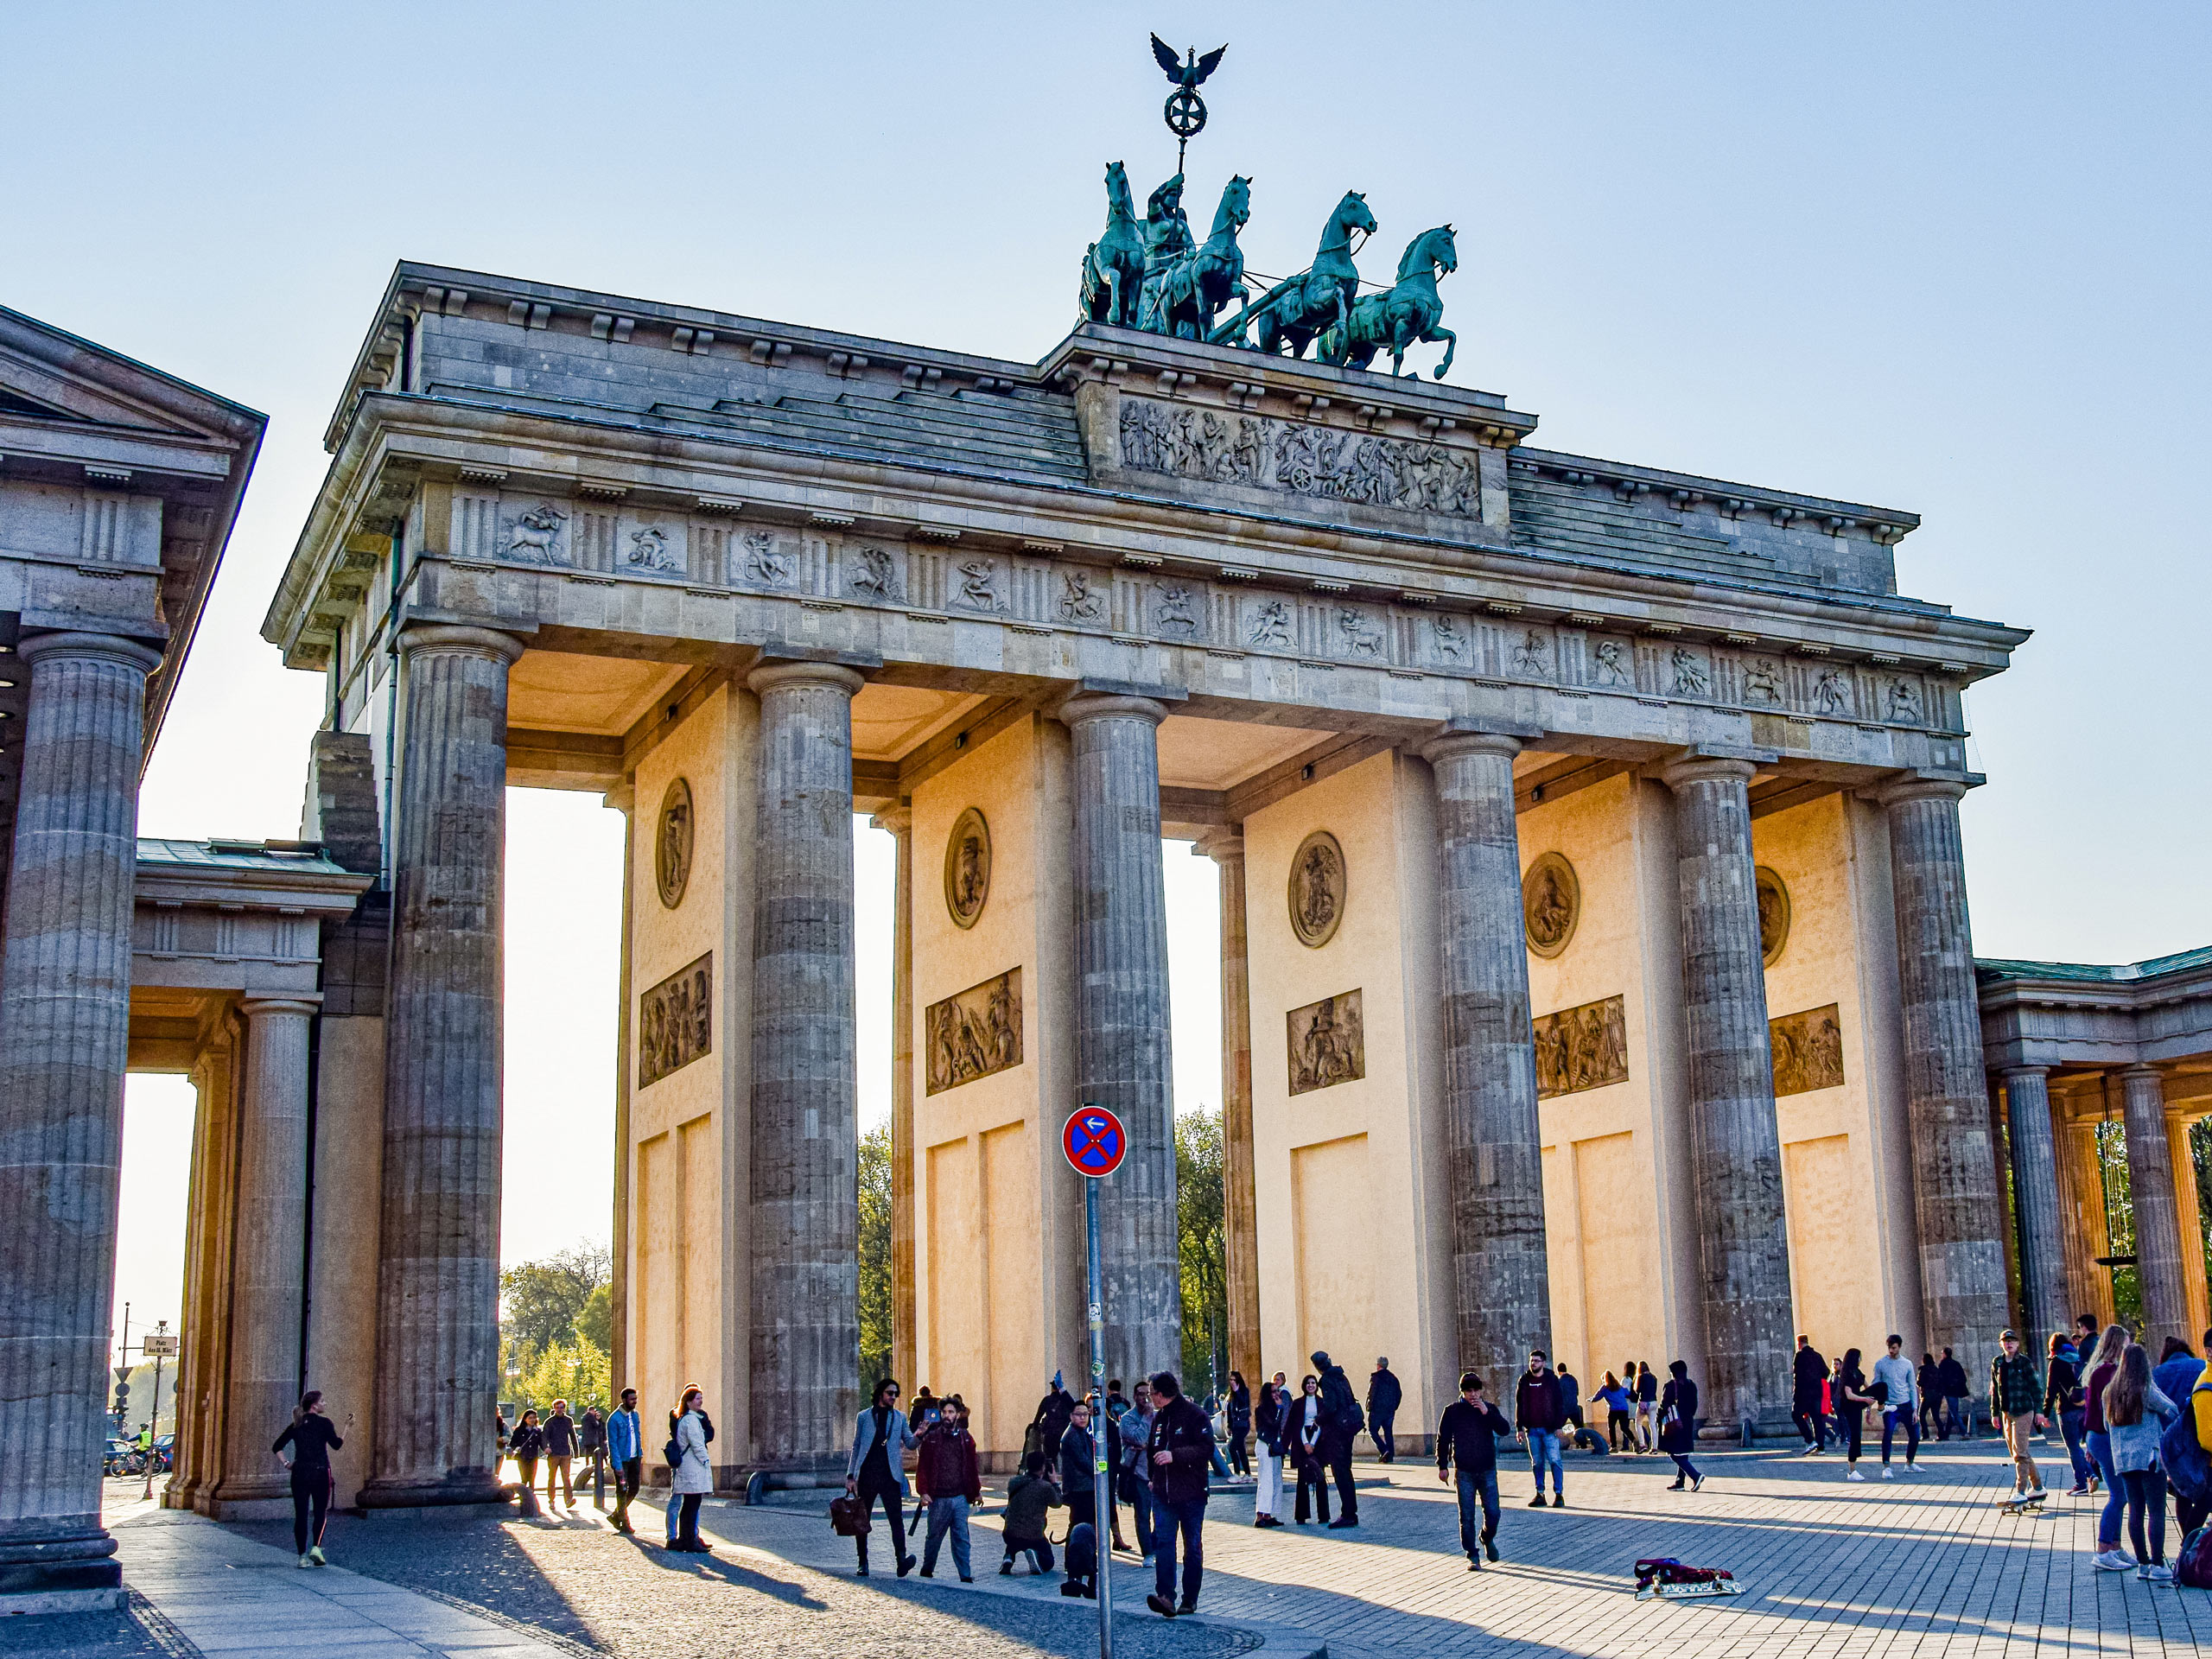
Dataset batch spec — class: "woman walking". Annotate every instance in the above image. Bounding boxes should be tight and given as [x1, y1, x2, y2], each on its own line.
[510, 1409, 544, 1499]
[1834, 1349, 1874, 1481]
[1658, 1362, 1702, 1491]
[1596, 1371, 1635, 1452]
[2105, 1344, 2178, 1582]
[668, 1386, 714, 1552]
[272, 1390, 344, 1567]
[2044, 1332, 2092, 1496]
[1252, 1377, 1287, 1527]
[2083, 1324, 2130, 1568]
[1226, 1372, 1252, 1478]
[1287, 1375, 1332, 1525]
[1634, 1362, 1659, 1452]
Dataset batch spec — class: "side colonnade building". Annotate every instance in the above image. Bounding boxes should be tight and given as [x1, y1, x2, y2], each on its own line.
[257, 264, 2025, 1471]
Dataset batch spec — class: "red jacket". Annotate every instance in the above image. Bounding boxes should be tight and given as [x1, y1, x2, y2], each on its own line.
[916, 1423, 980, 1503]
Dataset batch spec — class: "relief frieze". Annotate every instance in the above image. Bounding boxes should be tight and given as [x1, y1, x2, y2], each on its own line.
[1770, 1003, 1845, 1097]
[1287, 988, 1364, 1096]
[1533, 994, 1628, 1099]
[639, 952, 712, 1089]
[925, 969, 1023, 1095]
[1118, 397, 1482, 518]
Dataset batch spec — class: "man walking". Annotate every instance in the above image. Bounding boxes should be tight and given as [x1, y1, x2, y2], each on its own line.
[1121, 1379, 1159, 1560]
[1793, 1335, 1831, 1453]
[542, 1399, 577, 1509]
[1938, 1347, 1971, 1438]
[1515, 1350, 1567, 1507]
[1143, 1371, 1213, 1618]
[1310, 1351, 1362, 1528]
[578, 1405, 607, 1508]
[606, 1389, 642, 1534]
[1873, 1334, 1921, 1476]
[1366, 1357, 1402, 1464]
[1437, 1373, 1510, 1570]
[917, 1395, 980, 1581]
[1990, 1329, 2047, 1503]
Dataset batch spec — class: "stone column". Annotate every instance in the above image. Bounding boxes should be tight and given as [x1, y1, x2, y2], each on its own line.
[207, 997, 319, 1509]
[1424, 725, 1551, 1383]
[1059, 691, 1179, 1387]
[1879, 777, 2009, 1375]
[2002, 1067, 2068, 1354]
[362, 624, 524, 1509]
[2169, 1110, 2210, 1346]
[2121, 1065, 2188, 1348]
[1657, 752, 1791, 1430]
[748, 661, 864, 1470]
[607, 783, 634, 1402]
[0, 631, 160, 1603]
[870, 803, 918, 1389]
[1197, 832, 1259, 1386]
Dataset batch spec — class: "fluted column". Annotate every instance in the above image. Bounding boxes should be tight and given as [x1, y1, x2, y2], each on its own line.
[1424, 725, 1551, 1383]
[870, 803, 918, 1389]
[1196, 832, 1258, 1385]
[2003, 1067, 2068, 1352]
[362, 624, 524, 1509]
[0, 631, 160, 1602]
[1880, 777, 2008, 1376]
[1059, 691, 1179, 1387]
[748, 661, 863, 1470]
[2169, 1110, 2210, 1345]
[1658, 752, 1791, 1430]
[2122, 1065, 2188, 1348]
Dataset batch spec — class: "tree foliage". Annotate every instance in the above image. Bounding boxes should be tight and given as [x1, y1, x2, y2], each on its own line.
[1176, 1108, 1226, 1397]
[514, 1337, 611, 1417]
[499, 1241, 612, 1379]
[859, 1121, 894, 1393]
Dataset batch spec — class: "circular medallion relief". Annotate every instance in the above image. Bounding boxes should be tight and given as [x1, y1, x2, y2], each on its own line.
[1755, 865, 1791, 966]
[655, 778, 694, 911]
[1287, 830, 1347, 949]
[944, 807, 992, 929]
[1522, 852, 1580, 959]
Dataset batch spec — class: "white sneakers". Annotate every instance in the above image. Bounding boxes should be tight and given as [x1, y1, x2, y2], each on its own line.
[2141, 1563, 2177, 1584]
[1882, 1467, 1895, 1479]
[1847, 1468, 1866, 1482]
[2094, 1549, 2137, 1572]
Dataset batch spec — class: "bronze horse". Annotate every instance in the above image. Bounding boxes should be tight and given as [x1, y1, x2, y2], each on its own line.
[1079, 161, 1146, 327]
[1320, 225, 1459, 378]
[1150, 175, 1251, 340]
[1209, 190, 1378, 365]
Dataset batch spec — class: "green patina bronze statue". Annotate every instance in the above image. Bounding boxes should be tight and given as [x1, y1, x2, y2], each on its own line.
[1135, 172, 1194, 334]
[1208, 190, 1378, 365]
[1079, 161, 1146, 327]
[1319, 224, 1458, 378]
[1147, 175, 1250, 340]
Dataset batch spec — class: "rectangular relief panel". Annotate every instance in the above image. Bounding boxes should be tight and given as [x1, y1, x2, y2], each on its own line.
[1770, 1003, 1846, 1097]
[1534, 994, 1628, 1099]
[639, 953, 712, 1088]
[924, 969, 1023, 1095]
[1286, 988, 1364, 1096]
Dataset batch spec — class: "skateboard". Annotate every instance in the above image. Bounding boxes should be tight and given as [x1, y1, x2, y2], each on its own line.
[1997, 1489, 2050, 1516]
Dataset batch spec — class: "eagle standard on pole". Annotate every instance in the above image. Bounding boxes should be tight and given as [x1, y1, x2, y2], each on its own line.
[1149, 32, 1225, 175]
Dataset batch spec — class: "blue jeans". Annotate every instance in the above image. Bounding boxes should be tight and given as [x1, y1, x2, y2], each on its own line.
[2087, 1430, 2124, 1547]
[1454, 1468, 1498, 1560]
[1153, 1495, 1206, 1606]
[2059, 1408, 2091, 1488]
[1129, 1477, 1157, 1555]
[1527, 1427, 1563, 1496]
[1880, 1404, 1919, 1465]
[923, 1495, 971, 1579]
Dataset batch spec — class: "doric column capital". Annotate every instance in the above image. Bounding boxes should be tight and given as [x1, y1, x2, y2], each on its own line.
[395, 623, 526, 666]
[2001, 1064, 2051, 1084]
[1193, 829, 1245, 866]
[238, 995, 321, 1021]
[1057, 690, 1169, 729]
[1656, 747, 1764, 793]
[16, 629, 163, 675]
[870, 802, 913, 837]
[1421, 724, 1529, 767]
[1872, 770, 1974, 810]
[2122, 1063, 2166, 1085]
[747, 658, 867, 700]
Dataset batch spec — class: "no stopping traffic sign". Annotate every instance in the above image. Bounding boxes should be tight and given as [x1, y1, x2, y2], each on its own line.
[1062, 1106, 1127, 1178]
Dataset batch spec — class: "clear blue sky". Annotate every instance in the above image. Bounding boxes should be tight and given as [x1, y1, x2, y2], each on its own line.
[9, 3, 2203, 1330]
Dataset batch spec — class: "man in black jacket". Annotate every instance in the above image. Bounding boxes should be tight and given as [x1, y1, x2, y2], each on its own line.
[1514, 1351, 1567, 1507]
[1793, 1336, 1831, 1453]
[1437, 1372, 1511, 1569]
[1310, 1351, 1361, 1528]
[1060, 1398, 1129, 1553]
[1367, 1358, 1403, 1464]
[1142, 1372, 1212, 1618]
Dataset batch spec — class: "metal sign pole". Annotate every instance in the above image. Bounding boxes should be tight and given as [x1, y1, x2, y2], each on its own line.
[1086, 1171, 1113, 1659]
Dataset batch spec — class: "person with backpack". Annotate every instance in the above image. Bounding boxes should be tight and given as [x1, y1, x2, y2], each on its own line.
[1658, 1361, 1703, 1491]
[1793, 1336, 1831, 1453]
[1027, 1374, 1076, 1468]
[1142, 1370, 1214, 1618]
[917, 1395, 981, 1581]
[1436, 1371, 1510, 1568]
[1001, 1452, 1061, 1576]
[1252, 1377, 1287, 1527]
[271, 1389, 344, 1568]
[1309, 1351, 1362, 1527]
[2044, 1332, 2092, 1496]
[607, 1388, 642, 1535]
[1989, 1329, 2047, 1504]
[1366, 1358, 1402, 1464]
[1873, 1335, 1922, 1477]
[844, 1377, 918, 1578]
[2105, 1343, 2178, 1582]
[2159, 1330, 2212, 1537]
[1514, 1350, 1567, 1507]
[666, 1386, 715, 1553]
[2153, 1337, 2204, 1417]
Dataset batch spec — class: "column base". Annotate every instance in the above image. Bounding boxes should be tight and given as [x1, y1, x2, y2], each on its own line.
[0, 1531, 122, 1601]
[355, 1475, 512, 1515]
[196, 1495, 296, 1522]
[0, 1586, 128, 1618]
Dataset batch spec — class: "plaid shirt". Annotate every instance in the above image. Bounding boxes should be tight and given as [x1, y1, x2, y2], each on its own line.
[1991, 1351, 2043, 1418]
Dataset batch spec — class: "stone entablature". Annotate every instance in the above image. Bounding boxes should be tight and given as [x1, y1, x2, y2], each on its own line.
[1978, 947, 2212, 1079]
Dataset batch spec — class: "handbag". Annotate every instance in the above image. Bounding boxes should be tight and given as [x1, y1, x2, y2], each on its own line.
[830, 1493, 872, 1537]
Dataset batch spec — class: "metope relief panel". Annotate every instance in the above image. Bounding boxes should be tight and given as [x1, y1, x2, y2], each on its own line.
[1533, 994, 1628, 1100]
[500, 500, 571, 567]
[1427, 612, 1471, 669]
[1588, 636, 1634, 690]
[925, 969, 1023, 1095]
[1770, 1003, 1845, 1097]
[846, 544, 902, 603]
[952, 556, 1003, 615]
[622, 518, 686, 577]
[1507, 626, 1553, 682]
[1056, 567, 1108, 626]
[639, 952, 712, 1089]
[1808, 664, 1856, 717]
[1244, 595, 1294, 652]
[1150, 580, 1205, 642]
[736, 530, 792, 588]
[1287, 989, 1364, 1096]
[1117, 397, 1484, 517]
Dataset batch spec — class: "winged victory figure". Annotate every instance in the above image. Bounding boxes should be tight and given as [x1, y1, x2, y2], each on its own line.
[1151, 33, 1226, 92]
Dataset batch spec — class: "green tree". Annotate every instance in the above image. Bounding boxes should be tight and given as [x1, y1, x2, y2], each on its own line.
[515, 1337, 611, 1417]
[859, 1121, 893, 1393]
[499, 1241, 611, 1375]
[1176, 1108, 1226, 1396]
[575, 1282, 613, 1354]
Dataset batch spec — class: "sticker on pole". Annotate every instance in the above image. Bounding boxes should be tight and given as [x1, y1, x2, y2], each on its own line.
[1063, 1106, 1128, 1178]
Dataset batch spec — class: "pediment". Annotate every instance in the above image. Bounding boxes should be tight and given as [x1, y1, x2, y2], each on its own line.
[0, 305, 260, 449]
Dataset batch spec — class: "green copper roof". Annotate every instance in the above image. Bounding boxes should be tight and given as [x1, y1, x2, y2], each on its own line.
[1975, 944, 2212, 986]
